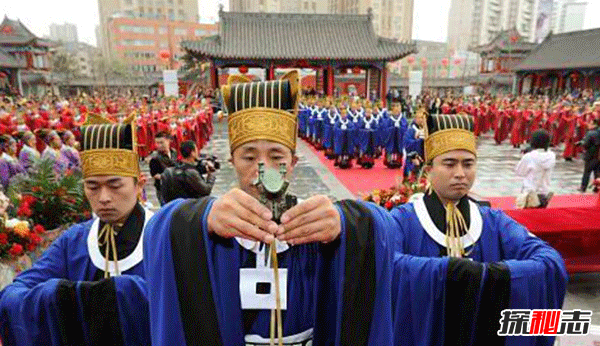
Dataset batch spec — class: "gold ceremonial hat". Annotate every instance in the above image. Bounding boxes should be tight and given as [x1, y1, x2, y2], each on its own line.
[221, 70, 300, 153]
[80, 112, 140, 178]
[424, 112, 476, 162]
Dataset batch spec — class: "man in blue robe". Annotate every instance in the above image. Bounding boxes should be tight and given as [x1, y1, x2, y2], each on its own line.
[0, 113, 153, 346]
[382, 103, 408, 168]
[403, 108, 426, 177]
[392, 113, 567, 346]
[322, 104, 339, 159]
[357, 107, 378, 168]
[140, 72, 566, 346]
[333, 108, 354, 168]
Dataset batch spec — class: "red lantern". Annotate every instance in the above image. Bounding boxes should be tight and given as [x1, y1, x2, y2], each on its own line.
[158, 50, 171, 60]
[421, 57, 428, 67]
[454, 58, 462, 66]
[407, 56, 415, 65]
[239, 66, 248, 74]
[441, 58, 449, 67]
[352, 67, 361, 74]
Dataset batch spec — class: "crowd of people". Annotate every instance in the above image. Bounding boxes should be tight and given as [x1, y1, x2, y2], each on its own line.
[0, 93, 217, 194]
[0, 72, 568, 346]
[300, 89, 600, 192]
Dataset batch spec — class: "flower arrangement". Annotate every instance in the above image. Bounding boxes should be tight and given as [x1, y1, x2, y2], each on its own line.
[0, 215, 46, 260]
[362, 171, 429, 210]
[7, 158, 92, 230]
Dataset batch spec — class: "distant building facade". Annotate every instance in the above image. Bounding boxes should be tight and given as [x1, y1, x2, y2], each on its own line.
[448, 0, 541, 52]
[49, 22, 78, 43]
[230, 0, 414, 42]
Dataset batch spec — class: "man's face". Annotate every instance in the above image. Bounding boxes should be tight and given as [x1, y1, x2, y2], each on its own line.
[428, 150, 477, 203]
[84, 176, 143, 224]
[155, 137, 170, 154]
[230, 140, 298, 200]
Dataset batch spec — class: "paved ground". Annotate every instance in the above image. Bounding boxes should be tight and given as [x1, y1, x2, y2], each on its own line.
[141, 116, 600, 331]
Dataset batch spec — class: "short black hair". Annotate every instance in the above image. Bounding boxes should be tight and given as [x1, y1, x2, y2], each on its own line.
[530, 129, 550, 150]
[155, 131, 171, 140]
[180, 140, 196, 158]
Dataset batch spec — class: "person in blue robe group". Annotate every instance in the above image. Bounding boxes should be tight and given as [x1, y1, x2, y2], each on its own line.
[403, 108, 426, 177]
[392, 113, 567, 346]
[322, 104, 339, 159]
[0, 113, 153, 346]
[333, 108, 354, 168]
[141, 72, 567, 346]
[357, 107, 378, 168]
[309, 100, 326, 149]
[297, 100, 310, 140]
[382, 103, 408, 168]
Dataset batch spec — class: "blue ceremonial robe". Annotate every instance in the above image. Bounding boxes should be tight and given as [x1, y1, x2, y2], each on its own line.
[322, 110, 338, 150]
[382, 114, 408, 156]
[297, 104, 310, 138]
[402, 122, 425, 175]
[392, 193, 568, 346]
[0, 205, 153, 346]
[358, 116, 378, 156]
[143, 197, 546, 346]
[333, 118, 354, 156]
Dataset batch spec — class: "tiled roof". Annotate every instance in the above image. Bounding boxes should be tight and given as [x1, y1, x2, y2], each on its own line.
[0, 16, 37, 45]
[182, 11, 416, 61]
[470, 29, 537, 54]
[0, 48, 26, 68]
[515, 28, 600, 71]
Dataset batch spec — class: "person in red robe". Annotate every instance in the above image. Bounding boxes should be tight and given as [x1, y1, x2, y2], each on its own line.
[562, 107, 579, 161]
[494, 106, 512, 144]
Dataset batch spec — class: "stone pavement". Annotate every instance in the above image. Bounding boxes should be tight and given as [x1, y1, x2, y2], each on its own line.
[141, 116, 600, 328]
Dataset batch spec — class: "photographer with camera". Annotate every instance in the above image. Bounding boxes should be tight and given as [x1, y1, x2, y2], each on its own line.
[160, 140, 216, 204]
[578, 118, 600, 192]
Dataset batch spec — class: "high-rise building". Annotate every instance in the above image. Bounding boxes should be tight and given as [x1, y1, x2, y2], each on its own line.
[447, 0, 540, 52]
[229, 0, 413, 41]
[49, 22, 78, 43]
[97, 0, 199, 60]
[552, 0, 586, 33]
[104, 17, 218, 73]
[229, 0, 329, 14]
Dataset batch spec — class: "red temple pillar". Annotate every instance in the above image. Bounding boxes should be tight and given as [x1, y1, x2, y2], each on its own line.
[380, 66, 388, 107]
[326, 65, 334, 97]
[210, 62, 218, 89]
[365, 68, 370, 99]
[518, 75, 524, 95]
[558, 73, 564, 94]
[267, 62, 275, 80]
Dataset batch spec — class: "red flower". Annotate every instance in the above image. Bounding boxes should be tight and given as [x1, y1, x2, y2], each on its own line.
[83, 211, 91, 219]
[21, 195, 36, 205]
[8, 243, 23, 256]
[33, 224, 46, 234]
[17, 205, 33, 217]
[27, 243, 37, 252]
[0, 233, 7, 245]
[384, 201, 394, 210]
[28, 233, 42, 245]
[30, 186, 41, 193]
[54, 188, 66, 197]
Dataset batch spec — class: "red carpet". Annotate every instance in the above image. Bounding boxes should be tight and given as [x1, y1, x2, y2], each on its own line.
[305, 141, 402, 197]
[305, 139, 599, 208]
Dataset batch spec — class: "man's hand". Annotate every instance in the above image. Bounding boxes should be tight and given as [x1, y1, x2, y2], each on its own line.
[207, 188, 279, 243]
[277, 195, 341, 245]
[153, 174, 161, 180]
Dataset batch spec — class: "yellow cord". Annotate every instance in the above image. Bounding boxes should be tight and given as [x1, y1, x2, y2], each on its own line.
[99, 224, 121, 278]
[269, 243, 283, 346]
[445, 203, 468, 258]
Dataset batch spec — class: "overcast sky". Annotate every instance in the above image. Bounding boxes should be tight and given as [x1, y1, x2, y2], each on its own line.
[1, 0, 599, 46]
